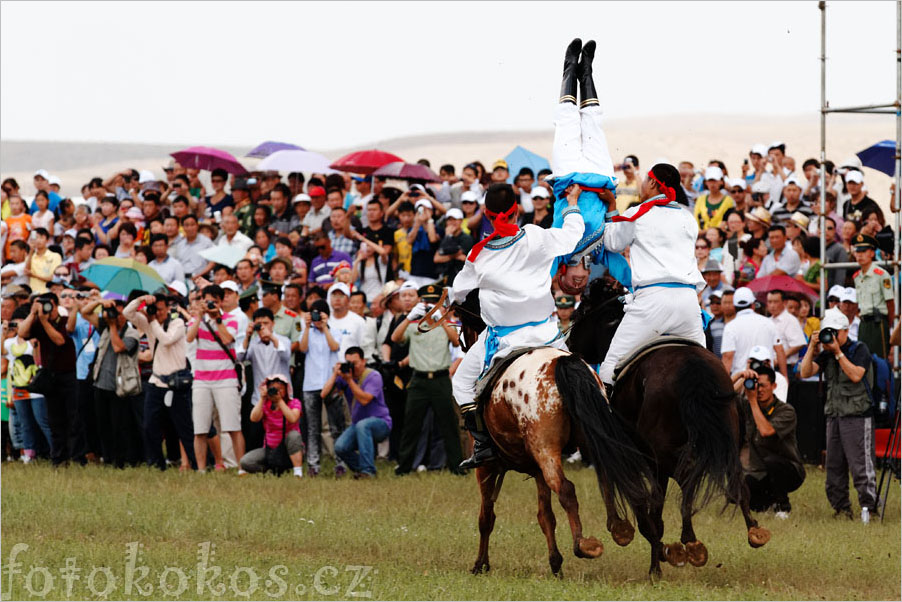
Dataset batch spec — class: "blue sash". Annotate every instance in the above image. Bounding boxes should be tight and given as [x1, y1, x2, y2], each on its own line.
[483, 317, 550, 373]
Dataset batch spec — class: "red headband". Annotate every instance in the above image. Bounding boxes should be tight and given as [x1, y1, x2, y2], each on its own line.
[647, 170, 676, 203]
[467, 203, 520, 262]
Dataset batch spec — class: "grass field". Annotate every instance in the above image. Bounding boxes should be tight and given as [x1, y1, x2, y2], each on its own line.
[1, 460, 899, 600]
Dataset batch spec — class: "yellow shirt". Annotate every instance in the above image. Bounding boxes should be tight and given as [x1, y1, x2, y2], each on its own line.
[693, 193, 735, 230]
[394, 228, 412, 274]
[615, 178, 641, 213]
[29, 249, 62, 294]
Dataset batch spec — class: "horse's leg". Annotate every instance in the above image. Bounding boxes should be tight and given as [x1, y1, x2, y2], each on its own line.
[535, 473, 564, 577]
[599, 474, 635, 547]
[678, 480, 707, 567]
[471, 466, 505, 574]
[538, 456, 604, 559]
[739, 478, 771, 548]
[636, 473, 669, 579]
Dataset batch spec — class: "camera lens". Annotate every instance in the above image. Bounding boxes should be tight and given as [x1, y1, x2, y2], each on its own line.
[41, 302, 53, 314]
[743, 377, 757, 390]
[311, 310, 321, 322]
[146, 304, 157, 316]
[253, 323, 262, 332]
[206, 301, 216, 310]
[820, 328, 835, 345]
[266, 386, 279, 397]
[749, 360, 763, 372]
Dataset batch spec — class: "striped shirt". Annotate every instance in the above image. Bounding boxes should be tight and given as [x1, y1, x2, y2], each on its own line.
[192, 317, 239, 388]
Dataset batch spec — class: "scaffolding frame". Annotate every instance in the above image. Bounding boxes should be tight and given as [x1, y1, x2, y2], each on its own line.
[818, 1, 901, 379]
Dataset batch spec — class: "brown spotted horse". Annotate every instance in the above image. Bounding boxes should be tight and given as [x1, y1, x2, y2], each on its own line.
[419, 289, 656, 578]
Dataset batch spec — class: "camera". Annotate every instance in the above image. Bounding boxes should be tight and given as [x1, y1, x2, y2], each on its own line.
[206, 300, 216, 310]
[40, 301, 53, 314]
[311, 310, 321, 323]
[820, 327, 837, 345]
[743, 376, 758, 390]
[409, 190, 421, 198]
[103, 306, 119, 320]
[253, 323, 262, 332]
[145, 303, 158, 316]
[749, 359, 764, 372]
[266, 385, 279, 397]
[340, 361, 352, 374]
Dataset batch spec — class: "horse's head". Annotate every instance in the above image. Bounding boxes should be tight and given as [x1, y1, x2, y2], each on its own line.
[567, 276, 626, 364]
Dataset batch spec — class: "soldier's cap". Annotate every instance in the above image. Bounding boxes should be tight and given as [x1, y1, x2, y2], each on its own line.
[852, 233, 877, 251]
[418, 283, 442, 302]
[260, 281, 283, 295]
[555, 295, 575, 309]
[239, 285, 259, 300]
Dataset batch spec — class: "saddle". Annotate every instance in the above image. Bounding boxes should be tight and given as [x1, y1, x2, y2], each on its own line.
[474, 346, 550, 408]
[612, 336, 703, 382]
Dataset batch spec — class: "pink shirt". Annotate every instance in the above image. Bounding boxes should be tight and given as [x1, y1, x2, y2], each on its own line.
[263, 398, 302, 448]
[193, 316, 239, 388]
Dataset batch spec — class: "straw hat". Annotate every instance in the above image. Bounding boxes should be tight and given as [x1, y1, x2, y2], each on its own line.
[745, 206, 772, 227]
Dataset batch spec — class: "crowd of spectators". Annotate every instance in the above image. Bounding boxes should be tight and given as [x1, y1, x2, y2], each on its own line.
[1, 144, 898, 507]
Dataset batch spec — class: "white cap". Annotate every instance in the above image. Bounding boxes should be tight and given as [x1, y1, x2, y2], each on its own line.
[168, 281, 188, 298]
[126, 207, 144, 219]
[769, 140, 786, 150]
[704, 166, 724, 181]
[840, 287, 857, 304]
[827, 284, 845, 300]
[445, 208, 464, 220]
[784, 176, 802, 188]
[460, 191, 479, 203]
[729, 178, 748, 191]
[748, 345, 774, 362]
[530, 186, 550, 199]
[409, 183, 426, 193]
[845, 170, 864, 184]
[292, 193, 311, 204]
[63, 228, 78, 239]
[751, 180, 770, 194]
[414, 199, 432, 211]
[48, 175, 61, 186]
[138, 170, 156, 184]
[733, 287, 756, 308]
[220, 280, 240, 293]
[821, 307, 850, 330]
[840, 155, 863, 170]
[33, 169, 50, 180]
[399, 280, 418, 292]
[750, 144, 768, 157]
[329, 282, 351, 298]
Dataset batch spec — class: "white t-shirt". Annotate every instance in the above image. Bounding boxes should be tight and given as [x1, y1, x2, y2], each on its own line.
[328, 311, 366, 356]
[1, 261, 28, 286]
[721, 309, 783, 374]
[771, 310, 807, 365]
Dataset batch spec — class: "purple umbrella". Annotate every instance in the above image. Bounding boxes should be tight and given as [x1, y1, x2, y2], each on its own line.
[372, 161, 441, 182]
[171, 146, 247, 175]
[246, 140, 305, 159]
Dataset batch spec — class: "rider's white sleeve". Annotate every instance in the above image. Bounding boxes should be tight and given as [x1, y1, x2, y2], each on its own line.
[451, 260, 477, 304]
[602, 219, 636, 253]
[536, 210, 584, 257]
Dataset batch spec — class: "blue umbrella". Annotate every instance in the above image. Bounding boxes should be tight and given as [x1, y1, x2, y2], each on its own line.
[82, 258, 166, 296]
[246, 141, 305, 159]
[504, 145, 550, 184]
[856, 140, 896, 177]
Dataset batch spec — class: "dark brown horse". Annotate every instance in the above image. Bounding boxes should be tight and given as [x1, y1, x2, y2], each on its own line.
[428, 291, 655, 577]
[567, 278, 770, 577]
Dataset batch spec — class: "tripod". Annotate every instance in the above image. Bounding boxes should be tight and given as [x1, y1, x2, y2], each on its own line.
[876, 409, 900, 521]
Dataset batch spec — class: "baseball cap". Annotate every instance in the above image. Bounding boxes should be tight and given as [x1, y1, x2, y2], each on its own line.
[704, 166, 724, 181]
[750, 144, 768, 157]
[840, 156, 863, 170]
[352, 175, 372, 183]
[445, 208, 464, 220]
[845, 170, 864, 184]
[492, 159, 509, 171]
[138, 170, 156, 184]
[292, 193, 311, 205]
[414, 199, 432, 211]
[827, 284, 844, 300]
[168, 281, 188, 298]
[220, 280, 240, 294]
[399, 280, 418, 292]
[163, 159, 177, 171]
[748, 345, 774, 362]
[769, 141, 786, 151]
[751, 180, 770, 194]
[840, 287, 857, 304]
[329, 282, 351, 299]
[733, 287, 756, 308]
[409, 184, 427, 194]
[308, 185, 326, 197]
[33, 169, 50, 180]
[232, 177, 250, 191]
[63, 228, 78, 239]
[821, 308, 850, 330]
[784, 176, 802, 188]
[460, 191, 479, 204]
[125, 207, 144, 219]
[531, 186, 550, 199]
[48, 175, 61, 187]
[729, 178, 748, 191]
[708, 286, 733, 301]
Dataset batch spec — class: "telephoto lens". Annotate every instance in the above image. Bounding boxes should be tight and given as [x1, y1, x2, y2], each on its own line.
[743, 376, 758, 390]
[41, 301, 53, 314]
[311, 310, 321, 323]
[820, 328, 836, 345]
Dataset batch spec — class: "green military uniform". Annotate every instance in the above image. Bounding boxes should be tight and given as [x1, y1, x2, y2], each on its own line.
[273, 304, 301, 345]
[395, 284, 463, 474]
[852, 234, 893, 359]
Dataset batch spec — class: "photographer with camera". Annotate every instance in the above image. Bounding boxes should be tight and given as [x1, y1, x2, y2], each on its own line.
[322, 346, 392, 478]
[80, 296, 144, 467]
[733, 364, 804, 519]
[799, 308, 876, 523]
[124, 292, 197, 470]
[238, 307, 291, 409]
[18, 292, 86, 465]
[240, 375, 304, 477]
[433, 208, 473, 283]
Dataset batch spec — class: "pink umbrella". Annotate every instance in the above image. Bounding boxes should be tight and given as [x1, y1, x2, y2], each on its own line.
[745, 274, 819, 303]
[330, 149, 403, 175]
[373, 161, 441, 183]
[171, 146, 247, 175]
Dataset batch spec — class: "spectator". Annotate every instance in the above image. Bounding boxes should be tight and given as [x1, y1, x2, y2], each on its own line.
[17, 292, 86, 465]
[770, 177, 813, 225]
[2, 240, 30, 287]
[170, 215, 213, 276]
[393, 201, 415, 276]
[705, 289, 728, 357]
[554, 294, 576, 333]
[700, 260, 725, 307]
[744, 206, 771, 240]
[694, 236, 711, 273]
[269, 183, 294, 235]
[795, 236, 822, 293]
[217, 214, 254, 255]
[406, 199, 443, 286]
[615, 155, 641, 212]
[5, 306, 52, 463]
[186, 284, 245, 473]
[721, 287, 787, 380]
[767, 290, 806, 376]
[310, 231, 353, 288]
[31, 190, 55, 233]
[728, 178, 749, 214]
[124, 292, 196, 471]
[758, 225, 800, 277]
[301, 186, 330, 234]
[240, 374, 304, 477]
[434, 208, 473, 283]
[693, 166, 734, 230]
[349, 291, 379, 360]
[352, 238, 392, 303]
[327, 206, 360, 256]
[4, 195, 32, 259]
[259, 282, 301, 346]
[736, 237, 766, 287]
[147, 233, 185, 285]
[327, 283, 365, 355]
[799, 308, 876, 524]
[205, 168, 234, 216]
[325, 346, 392, 478]
[63, 289, 101, 460]
[238, 307, 291, 409]
[851, 233, 894, 360]
[24, 228, 61, 294]
[841, 171, 880, 223]
[733, 364, 805, 518]
[519, 187, 553, 229]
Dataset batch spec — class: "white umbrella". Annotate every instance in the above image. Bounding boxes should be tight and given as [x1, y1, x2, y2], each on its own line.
[199, 244, 246, 269]
[256, 149, 337, 174]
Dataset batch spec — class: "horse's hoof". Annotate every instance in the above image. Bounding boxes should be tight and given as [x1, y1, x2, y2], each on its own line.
[648, 563, 663, 582]
[662, 541, 687, 567]
[685, 541, 708, 567]
[470, 562, 490, 575]
[610, 519, 635, 546]
[748, 526, 771, 548]
[575, 536, 604, 559]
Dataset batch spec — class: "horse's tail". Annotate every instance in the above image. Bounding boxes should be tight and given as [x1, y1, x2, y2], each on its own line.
[676, 353, 744, 514]
[555, 354, 655, 518]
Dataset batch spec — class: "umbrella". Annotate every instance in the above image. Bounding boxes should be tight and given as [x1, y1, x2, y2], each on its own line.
[856, 140, 896, 177]
[82, 258, 166, 296]
[372, 161, 441, 183]
[171, 146, 247, 175]
[246, 140, 305, 159]
[745, 275, 818, 303]
[256, 149, 336, 174]
[198, 244, 247, 269]
[330, 149, 404, 175]
[504, 145, 551, 185]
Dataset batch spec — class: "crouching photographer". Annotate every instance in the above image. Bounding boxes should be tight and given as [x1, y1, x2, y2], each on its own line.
[733, 364, 804, 518]
[799, 308, 877, 523]
[240, 375, 304, 477]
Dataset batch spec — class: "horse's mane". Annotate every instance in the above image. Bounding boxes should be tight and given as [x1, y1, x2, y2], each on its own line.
[572, 277, 627, 324]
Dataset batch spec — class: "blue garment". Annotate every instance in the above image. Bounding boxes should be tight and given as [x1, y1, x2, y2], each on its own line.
[334, 416, 390, 475]
[483, 317, 549, 372]
[74, 314, 99, 380]
[302, 325, 341, 391]
[29, 191, 61, 215]
[15, 396, 52, 454]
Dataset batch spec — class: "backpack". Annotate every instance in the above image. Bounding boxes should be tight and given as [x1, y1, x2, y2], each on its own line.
[9, 341, 37, 389]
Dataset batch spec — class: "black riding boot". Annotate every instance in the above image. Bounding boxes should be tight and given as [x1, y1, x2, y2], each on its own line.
[578, 39, 599, 108]
[559, 38, 581, 105]
[459, 409, 497, 470]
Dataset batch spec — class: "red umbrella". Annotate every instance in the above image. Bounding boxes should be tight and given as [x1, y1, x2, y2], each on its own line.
[745, 274, 819, 303]
[171, 146, 247, 175]
[373, 161, 441, 182]
[330, 149, 403, 175]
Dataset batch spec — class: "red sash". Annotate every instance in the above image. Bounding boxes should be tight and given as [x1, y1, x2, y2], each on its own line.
[467, 204, 520, 262]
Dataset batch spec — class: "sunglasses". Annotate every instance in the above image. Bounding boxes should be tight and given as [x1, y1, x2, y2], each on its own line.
[211, 178, 225, 184]
[695, 245, 708, 250]
[730, 189, 744, 195]
[60, 293, 75, 299]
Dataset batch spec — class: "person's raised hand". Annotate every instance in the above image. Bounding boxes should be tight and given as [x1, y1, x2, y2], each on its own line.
[565, 184, 581, 206]
[598, 188, 615, 207]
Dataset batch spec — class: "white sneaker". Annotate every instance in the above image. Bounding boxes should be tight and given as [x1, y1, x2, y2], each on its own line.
[237, 469, 248, 476]
[861, 507, 870, 525]
[293, 467, 303, 478]
[566, 450, 582, 464]
[775, 511, 790, 520]
[416, 464, 427, 473]
[20, 455, 31, 464]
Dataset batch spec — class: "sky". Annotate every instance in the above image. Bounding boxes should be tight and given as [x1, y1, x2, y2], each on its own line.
[1, 1, 897, 150]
